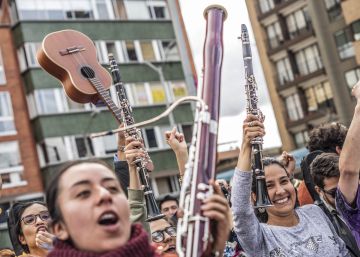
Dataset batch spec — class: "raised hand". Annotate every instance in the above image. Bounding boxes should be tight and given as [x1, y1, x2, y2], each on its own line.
[278, 151, 296, 176]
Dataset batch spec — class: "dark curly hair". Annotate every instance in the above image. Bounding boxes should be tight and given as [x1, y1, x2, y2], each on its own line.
[310, 153, 339, 189]
[307, 123, 347, 153]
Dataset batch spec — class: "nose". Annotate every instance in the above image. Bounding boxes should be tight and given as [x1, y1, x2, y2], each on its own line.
[35, 216, 45, 225]
[274, 184, 286, 196]
[163, 232, 172, 243]
[97, 186, 113, 205]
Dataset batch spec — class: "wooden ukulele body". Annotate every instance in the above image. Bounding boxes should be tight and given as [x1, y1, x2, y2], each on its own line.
[37, 29, 112, 104]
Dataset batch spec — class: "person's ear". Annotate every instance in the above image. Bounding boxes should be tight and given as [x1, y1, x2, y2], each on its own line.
[335, 146, 342, 155]
[18, 233, 27, 245]
[314, 185, 322, 196]
[52, 221, 69, 241]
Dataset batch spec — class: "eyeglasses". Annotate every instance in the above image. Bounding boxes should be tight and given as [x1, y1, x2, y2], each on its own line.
[321, 187, 337, 198]
[151, 226, 176, 243]
[21, 211, 51, 225]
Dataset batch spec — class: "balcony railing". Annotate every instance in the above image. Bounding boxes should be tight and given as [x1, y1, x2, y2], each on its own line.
[275, 68, 326, 91]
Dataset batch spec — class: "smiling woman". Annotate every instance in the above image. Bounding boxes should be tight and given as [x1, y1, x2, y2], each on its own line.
[231, 114, 352, 257]
[45, 159, 161, 257]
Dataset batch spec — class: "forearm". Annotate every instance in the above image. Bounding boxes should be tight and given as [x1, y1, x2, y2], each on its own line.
[129, 166, 141, 190]
[175, 149, 188, 176]
[128, 189, 151, 235]
[231, 168, 263, 254]
[339, 104, 360, 203]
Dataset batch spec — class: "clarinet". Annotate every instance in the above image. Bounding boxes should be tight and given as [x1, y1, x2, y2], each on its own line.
[108, 54, 165, 222]
[240, 24, 272, 208]
[177, 5, 227, 257]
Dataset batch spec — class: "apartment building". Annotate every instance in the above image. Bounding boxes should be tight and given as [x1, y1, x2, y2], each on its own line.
[0, 0, 196, 246]
[246, 0, 359, 150]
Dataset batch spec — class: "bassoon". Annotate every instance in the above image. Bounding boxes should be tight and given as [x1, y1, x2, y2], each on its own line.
[176, 5, 227, 257]
[108, 54, 165, 222]
[240, 24, 272, 208]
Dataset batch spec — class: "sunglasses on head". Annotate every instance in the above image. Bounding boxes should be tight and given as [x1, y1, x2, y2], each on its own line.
[21, 211, 51, 225]
[151, 226, 176, 243]
[321, 187, 337, 198]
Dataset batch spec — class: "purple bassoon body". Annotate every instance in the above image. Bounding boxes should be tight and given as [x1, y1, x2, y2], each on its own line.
[176, 5, 227, 257]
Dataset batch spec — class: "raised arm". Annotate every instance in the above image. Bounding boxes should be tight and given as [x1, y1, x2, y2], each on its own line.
[338, 82, 360, 204]
[231, 114, 265, 255]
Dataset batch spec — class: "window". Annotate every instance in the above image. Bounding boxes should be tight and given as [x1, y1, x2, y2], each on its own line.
[295, 45, 323, 75]
[294, 130, 309, 148]
[305, 81, 334, 112]
[95, 0, 111, 19]
[91, 134, 117, 157]
[352, 20, 360, 41]
[124, 41, 138, 61]
[144, 128, 158, 148]
[17, 43, 41, 70]
[324, 0, 342, 22]
[180, 124, 193, 143]
[0, 49, 6, 85]
[111, 0, 127, 19]
[149, 82, 167, 104]
[345, 67, 360, 88]
[258, 0, 275, 14]
[131, 83, 149, 105]
[139, 41, 156, 61]
[335, 29, 355, 60]
[276, 57, 294, 85]
[285, 93, 304, 121]
[171, 81, 188, 100]
[156, 175, 181, 195]
[124, 0, 150, 19]
[34, 89, 64, 114]
[147, 0, 169, 19]
[159, 41, 180, 61]
[266, 21, 283, 48]
[0, 92, 16, 135]
[0, 141, 26, 189]
[285, 7, 310, 39]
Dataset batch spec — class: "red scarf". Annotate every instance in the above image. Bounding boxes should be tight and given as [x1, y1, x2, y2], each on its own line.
[48, 224, 160, 257]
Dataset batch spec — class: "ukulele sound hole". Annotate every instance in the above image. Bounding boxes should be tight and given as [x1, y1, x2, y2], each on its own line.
[80, 66, 95, 79]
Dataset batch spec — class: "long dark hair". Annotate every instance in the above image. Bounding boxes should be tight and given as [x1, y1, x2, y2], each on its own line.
[251, 158, 298, 223]
[7, 201, 47, 255]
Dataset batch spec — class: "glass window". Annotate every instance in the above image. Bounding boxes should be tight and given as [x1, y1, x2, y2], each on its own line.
[258, 0, 275, 14]
[124, 41, 138, 61]
[131, 83, 149, 105]
[181, 124, 193, 143]
[24, 43, 41, 67]
[0, 49, 6, 85]
[335, 29, 355, 60]
[0, 92, 16, 135]
[324, 0, 342, 22]
[285, 94, 304, 121]
[124, 0, 150, 19]
[345, 68, 360, 88]
[276, 57, 294, 85]
[286, 8, 310, 39]
[145, 128, 158, 148]
[295, 45, 323, 75]
[0, 141, 25, 188]
[140, 41, 156, 61]
[149, 82, 166, 104]
[352, 20, 360, 41]
[111, 0, 127, 19]
[305, 81, 334, 112]
[159, 41, 180, 61]
[96, 0, 110, 19]
[171, 81, 188, 100]
[156, 175, 180, 195]
[35, 89, 64, 114]
[294, 131, 309, 148]
[267, 21, 283, 48]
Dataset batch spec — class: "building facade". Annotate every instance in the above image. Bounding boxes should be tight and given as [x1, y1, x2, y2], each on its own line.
[246, 0, 359, 150]
[0, 0, 196, 247]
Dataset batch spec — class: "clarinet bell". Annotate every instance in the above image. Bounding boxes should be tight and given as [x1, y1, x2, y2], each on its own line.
[254, 176, 273, 208]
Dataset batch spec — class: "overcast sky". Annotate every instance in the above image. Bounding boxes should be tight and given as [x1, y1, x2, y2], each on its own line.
[178, 0, 282, 149]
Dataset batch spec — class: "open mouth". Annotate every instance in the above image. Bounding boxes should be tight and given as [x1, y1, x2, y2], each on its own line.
[165, 245, 176, 253]
[273, 196, 290, 205]
[98, 211, 119, 226]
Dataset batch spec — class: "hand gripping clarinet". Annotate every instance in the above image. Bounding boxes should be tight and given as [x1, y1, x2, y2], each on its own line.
[240, 24, 272, 208]
[176, 5, 227, 257]
[108, 54, 165, 222]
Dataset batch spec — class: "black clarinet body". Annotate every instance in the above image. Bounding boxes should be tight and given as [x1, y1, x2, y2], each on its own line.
[108, 54, 165, 222]
[240, 25, 272, 208]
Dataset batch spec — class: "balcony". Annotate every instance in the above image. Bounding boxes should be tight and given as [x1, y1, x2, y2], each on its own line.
[258, 0, 298, 20]
[276, 68, 326, 91]
[268, 23, 314, 55]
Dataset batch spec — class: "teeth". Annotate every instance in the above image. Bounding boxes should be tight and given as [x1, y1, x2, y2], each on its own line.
[275, 197, 288, 204]
[101, 213, 115, 220]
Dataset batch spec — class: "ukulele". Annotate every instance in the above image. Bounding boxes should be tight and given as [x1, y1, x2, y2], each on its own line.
[37, 29, 122, 122]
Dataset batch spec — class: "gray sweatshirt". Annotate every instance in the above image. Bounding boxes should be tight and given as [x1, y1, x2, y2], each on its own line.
[231, 169, 351, 257]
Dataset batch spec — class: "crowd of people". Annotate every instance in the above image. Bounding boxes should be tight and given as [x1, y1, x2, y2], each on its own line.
[1, 85, 360, 257]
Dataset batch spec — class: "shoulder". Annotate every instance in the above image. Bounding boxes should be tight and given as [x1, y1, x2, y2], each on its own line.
[297, 204, 325, 218]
